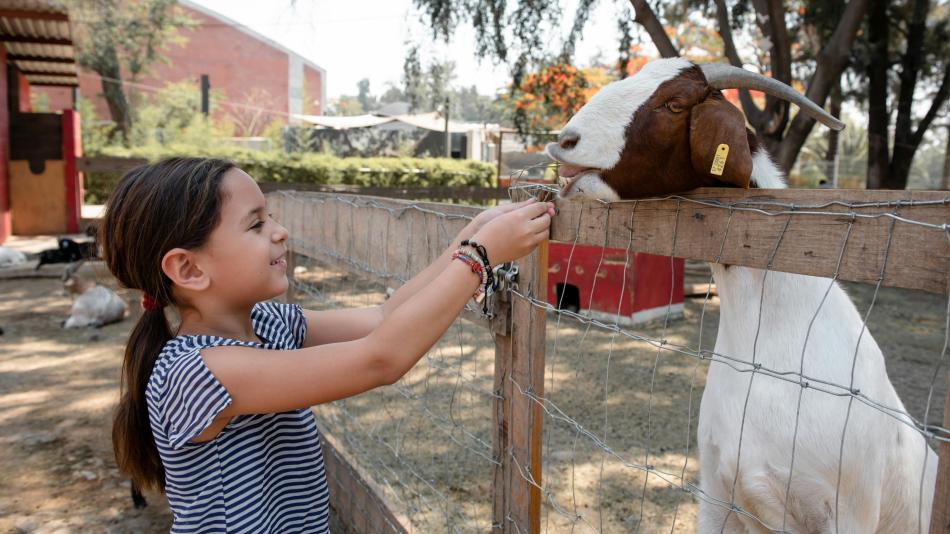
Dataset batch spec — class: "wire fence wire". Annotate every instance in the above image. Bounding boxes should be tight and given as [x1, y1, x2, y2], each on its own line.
[269, 177, 949, 533]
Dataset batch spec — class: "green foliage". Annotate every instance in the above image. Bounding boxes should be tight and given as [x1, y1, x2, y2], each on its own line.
[70, 0, 194, 143]
[128, 80, 229, 147]
[30, 92, 50, 112]
[793, 116, 870, 188]
[356, 78, 374, 112]
[78, 95, 112, 153]
[328, 96, 366, 116]
[403, 44, 425, 112]
[84, 146, 496, 204]
[908, 131, 950, 189]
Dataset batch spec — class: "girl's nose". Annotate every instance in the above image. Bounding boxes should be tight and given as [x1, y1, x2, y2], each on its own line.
[273, 223, 289, 243]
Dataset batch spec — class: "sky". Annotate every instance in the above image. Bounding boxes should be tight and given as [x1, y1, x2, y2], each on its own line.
[191, 0, 628, 101]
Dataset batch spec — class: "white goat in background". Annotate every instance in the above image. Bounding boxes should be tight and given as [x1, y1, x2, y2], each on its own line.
[545, 57, 937, 533]
[62, 263, 128, 329]
[0, 246, 27, 267]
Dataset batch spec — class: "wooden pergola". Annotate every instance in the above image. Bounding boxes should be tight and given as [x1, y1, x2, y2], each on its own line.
[0, 1, 79, 89]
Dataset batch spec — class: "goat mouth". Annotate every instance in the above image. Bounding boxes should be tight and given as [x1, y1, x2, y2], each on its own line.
[556, 163, 600, 197]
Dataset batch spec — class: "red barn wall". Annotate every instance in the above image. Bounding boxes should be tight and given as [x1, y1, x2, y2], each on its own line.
[303, 66, 323, 115]
[36, 3, 324, 124]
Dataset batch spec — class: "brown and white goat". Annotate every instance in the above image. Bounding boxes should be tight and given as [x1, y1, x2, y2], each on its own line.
[546, 58, 937, 533]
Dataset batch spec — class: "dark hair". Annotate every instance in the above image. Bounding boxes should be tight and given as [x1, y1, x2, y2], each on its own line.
[101, 157, 235, 492]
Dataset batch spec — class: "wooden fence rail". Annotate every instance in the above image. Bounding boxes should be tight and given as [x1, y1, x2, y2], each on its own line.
[268, 187, 950, 533]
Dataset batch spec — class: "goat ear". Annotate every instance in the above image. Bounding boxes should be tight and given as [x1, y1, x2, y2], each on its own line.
[689, 97, 753, 188]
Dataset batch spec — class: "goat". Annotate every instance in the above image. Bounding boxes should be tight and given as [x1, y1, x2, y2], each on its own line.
[0, 246, 27, 267]
[545, 58, 937, 533]
[62, 263, 127, 329]
[36, 237, 99, 271]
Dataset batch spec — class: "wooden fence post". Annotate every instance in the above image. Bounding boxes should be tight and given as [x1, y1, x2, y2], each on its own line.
[493, 242, 548, 532]
[931, 374, 950, 533]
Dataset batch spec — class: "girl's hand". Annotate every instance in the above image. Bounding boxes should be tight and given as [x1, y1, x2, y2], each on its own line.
[470, 201, 554, 265]
[469, 199, 555, 234]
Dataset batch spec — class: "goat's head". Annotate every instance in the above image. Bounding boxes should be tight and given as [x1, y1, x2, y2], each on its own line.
[62, 260, 88, 296]
[545, 58, 844, 201]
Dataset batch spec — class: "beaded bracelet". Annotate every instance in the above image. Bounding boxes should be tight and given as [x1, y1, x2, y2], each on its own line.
[452, 250, 488, 302]
[460, 239, 494, 292]
[454, 248, 485, 272]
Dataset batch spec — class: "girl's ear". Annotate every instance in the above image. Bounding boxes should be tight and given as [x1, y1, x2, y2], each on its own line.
[161, 248, 210, 292]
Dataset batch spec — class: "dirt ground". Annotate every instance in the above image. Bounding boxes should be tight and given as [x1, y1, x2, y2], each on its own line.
[1, 258, 947, 533]
[0, 262, 172, 533]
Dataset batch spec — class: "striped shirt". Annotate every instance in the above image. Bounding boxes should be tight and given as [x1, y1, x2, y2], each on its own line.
[146, 302, 329, 533]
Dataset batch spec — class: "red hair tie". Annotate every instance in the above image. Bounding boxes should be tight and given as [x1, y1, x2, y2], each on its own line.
[142, 294, 162, 311]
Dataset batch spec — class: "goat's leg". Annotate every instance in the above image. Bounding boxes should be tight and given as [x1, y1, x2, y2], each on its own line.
[697, 447, 745, 533]
[130, 482, 147, 509]
[697, 499, 745, 534]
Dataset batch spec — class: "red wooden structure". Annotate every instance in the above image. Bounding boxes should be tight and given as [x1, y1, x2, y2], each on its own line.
[547, 242, 684, 325]
[0, 2, 82, 243]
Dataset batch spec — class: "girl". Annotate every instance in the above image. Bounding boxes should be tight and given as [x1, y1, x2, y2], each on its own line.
[102, 157, 554, 532]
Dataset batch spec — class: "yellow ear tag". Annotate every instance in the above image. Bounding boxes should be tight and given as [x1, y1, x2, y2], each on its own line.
[710, 144, 729, 176]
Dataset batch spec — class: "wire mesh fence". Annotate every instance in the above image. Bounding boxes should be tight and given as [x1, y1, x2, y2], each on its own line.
[267, 180, 950, 533]
[271, 191, 500, 532]
[509, 181, 950, 533]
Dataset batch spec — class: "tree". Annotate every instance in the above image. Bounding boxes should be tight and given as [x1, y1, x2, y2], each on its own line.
[860, 0, 950, 189]
[356, 78, 376, 112]
[70, 0, 193, 144]
[403, 44, 425, 113]
[634, 0, 868, 173]
[508, 64, 611, 132]
[379, 83, 407, 104]
[327, 96, 365, 116]
[225, 88, 281, 137]
[410, 0, 865, 174]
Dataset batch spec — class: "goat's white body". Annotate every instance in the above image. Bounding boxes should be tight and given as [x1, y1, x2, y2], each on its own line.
[696, 153, 937, 533]
[64, 285, 127, 328]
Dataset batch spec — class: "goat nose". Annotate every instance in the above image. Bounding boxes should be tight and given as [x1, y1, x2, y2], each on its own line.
[558, 130, 580, 150]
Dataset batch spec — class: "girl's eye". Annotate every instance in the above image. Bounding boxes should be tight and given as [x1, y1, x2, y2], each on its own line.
[250, 220, 265, 230]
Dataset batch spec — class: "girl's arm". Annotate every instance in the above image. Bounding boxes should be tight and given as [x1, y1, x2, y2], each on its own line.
[301, 199, 550, 347]
[198, 201, 552, 426]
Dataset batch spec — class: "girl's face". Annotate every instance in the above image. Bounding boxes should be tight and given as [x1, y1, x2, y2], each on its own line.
[199, 168, 289, 306]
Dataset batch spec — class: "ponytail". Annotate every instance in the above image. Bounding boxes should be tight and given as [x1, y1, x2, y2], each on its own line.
[113, 305, 172, 492]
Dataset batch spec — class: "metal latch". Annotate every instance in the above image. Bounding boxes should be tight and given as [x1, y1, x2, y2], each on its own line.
[488, 262, 519, 296]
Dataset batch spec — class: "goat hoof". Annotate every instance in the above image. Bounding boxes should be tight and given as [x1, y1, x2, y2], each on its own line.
[131, 486, 148, 509]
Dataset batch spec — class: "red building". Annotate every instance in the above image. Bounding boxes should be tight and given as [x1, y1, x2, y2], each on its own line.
[35, 0, 326, 128]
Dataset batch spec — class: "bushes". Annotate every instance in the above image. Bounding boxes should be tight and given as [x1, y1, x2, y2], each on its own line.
[83, 145, 497, 204]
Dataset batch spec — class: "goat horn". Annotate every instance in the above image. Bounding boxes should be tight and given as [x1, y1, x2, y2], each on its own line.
[700, 63, 844, 131]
